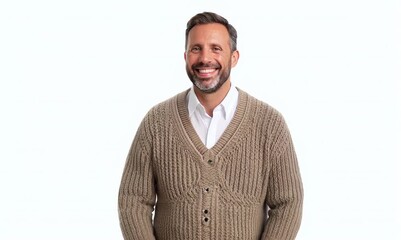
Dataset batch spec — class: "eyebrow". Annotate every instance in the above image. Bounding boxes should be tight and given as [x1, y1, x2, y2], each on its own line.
[189, 43, 224, 49]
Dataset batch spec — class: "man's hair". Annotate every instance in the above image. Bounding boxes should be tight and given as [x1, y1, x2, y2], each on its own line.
[185, 12, 237, 52]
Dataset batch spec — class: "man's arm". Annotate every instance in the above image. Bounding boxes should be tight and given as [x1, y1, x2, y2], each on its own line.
[118, 118, 156, 240]
[261, 118, 303, 240]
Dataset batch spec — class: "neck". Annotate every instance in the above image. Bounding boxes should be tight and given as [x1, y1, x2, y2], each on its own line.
[194, 79, 231, 117]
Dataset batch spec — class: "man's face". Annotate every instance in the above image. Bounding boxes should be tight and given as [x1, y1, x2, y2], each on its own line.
[185, 23, 239, 94]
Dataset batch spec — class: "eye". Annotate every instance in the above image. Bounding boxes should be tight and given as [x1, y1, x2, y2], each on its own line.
[191, 46, 201, 53]
[212, 46, 222, 52]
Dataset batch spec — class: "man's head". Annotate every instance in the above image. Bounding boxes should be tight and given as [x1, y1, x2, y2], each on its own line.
[184, 12, 239, 94]
[185, 12, 238, 52]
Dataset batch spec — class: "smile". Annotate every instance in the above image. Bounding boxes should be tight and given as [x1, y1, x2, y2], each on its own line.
[195, 68, 218, 78]
[198, 69, 216, 73]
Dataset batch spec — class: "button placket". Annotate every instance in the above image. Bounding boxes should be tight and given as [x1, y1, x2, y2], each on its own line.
[200, 151, 216, 228]
[202, 208, 210, 224]
[203, 150, 216, 166]
[201, 186, 213, 226]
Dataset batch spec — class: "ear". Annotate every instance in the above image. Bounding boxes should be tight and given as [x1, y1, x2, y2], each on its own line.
[231, 50, 240, 68]
[184, 52, 187, 61]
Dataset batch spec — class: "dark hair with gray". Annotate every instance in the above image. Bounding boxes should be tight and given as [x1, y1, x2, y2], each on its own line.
[185, 12, 237, 52]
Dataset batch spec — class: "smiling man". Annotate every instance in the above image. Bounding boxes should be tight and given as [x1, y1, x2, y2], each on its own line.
[118, 12, 303, 240]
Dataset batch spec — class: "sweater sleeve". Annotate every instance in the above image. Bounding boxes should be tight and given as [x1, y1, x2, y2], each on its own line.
[261, 116, 303, 240]
[118, 116, 156, 240]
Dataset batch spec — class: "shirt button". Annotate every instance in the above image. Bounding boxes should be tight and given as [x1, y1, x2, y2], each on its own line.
[204, 187, 210, 193]
[203, 209, 209, 214]
[207, 159, 213, 164]
[204, 217, 210, 222]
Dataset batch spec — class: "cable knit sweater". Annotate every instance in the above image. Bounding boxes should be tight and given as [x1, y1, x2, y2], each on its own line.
[118, 88, 303, 240]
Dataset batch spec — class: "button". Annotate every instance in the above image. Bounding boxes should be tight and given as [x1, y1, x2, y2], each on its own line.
[203, 209, 209, 214]
[207, 159, 213, 164]
[204, 187, 210, 193]
[204, 217, 209, 222]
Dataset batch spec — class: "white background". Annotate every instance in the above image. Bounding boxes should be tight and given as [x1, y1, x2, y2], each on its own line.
[1, 0, 400, 239]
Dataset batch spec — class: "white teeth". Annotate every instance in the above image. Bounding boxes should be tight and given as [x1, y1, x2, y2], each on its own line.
[199, 69, 215, 73]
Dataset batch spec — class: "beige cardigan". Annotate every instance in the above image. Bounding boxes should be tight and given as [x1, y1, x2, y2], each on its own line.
[119, 89, 303, 240]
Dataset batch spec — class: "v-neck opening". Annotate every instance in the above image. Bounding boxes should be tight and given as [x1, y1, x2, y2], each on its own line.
[173, 88, 248, 156]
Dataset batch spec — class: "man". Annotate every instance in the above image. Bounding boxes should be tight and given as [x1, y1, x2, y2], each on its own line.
[118, 12, 303, 240]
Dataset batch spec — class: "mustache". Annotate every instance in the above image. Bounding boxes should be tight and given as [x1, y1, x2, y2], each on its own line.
[192, 62, 221, 69]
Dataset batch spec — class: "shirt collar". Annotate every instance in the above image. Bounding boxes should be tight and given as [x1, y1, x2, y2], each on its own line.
[187, 83, 239, 119]
[187, 87, 200, 117]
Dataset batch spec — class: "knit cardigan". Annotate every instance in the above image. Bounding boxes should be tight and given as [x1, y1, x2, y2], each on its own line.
[118, 88, 303, 240]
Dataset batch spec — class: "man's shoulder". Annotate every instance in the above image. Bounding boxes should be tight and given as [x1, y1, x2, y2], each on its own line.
[149, 89, 189, 112]
[140, 89, 189, 122]
[238, 88, 283, 117]
[238, 89, 291, 136]
[136, 89, 189, 132]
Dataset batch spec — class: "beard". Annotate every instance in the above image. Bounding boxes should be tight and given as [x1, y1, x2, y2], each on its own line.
[186, 61, 231, 94]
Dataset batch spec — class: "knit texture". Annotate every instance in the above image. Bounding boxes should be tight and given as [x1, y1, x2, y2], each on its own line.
[118, 88, 303, 240]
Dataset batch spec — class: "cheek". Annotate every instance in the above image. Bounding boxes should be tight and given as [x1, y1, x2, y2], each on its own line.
[186, 56, 198, 66]
[219, 57, 230, 67]
[185, 60, 194, 72]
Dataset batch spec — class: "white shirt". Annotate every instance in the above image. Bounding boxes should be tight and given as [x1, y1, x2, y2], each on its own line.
[187, 84, 239, 149]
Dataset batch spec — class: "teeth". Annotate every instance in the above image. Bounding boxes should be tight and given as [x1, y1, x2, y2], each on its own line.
[199, 69, 215, 73]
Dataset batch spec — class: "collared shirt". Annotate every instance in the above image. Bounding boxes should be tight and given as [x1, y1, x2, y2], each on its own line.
[186, 84, 239, 149]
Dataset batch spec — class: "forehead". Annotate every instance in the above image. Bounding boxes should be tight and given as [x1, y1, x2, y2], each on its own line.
[187, 23, 230, 45]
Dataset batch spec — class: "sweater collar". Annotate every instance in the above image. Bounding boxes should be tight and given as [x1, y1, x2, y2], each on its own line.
[176, 87, 248, 155]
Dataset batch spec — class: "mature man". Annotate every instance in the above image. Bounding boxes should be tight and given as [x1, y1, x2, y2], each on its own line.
[118, 12, 303, 240]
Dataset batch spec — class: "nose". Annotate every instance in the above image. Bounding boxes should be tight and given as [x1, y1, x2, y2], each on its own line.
[198, 49, 212, 63]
